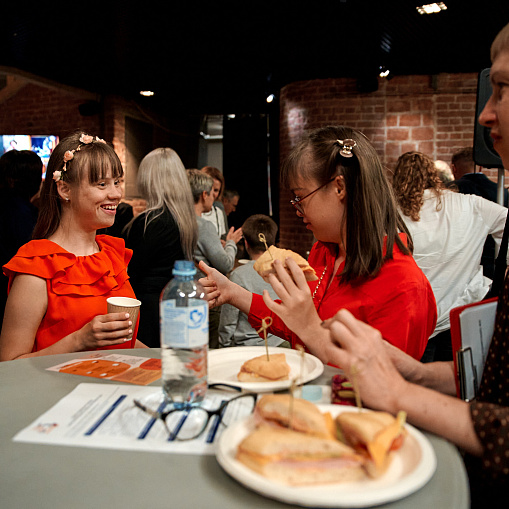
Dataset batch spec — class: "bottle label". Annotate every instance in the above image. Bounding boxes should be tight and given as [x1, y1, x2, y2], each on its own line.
[160, 299, 209, 348]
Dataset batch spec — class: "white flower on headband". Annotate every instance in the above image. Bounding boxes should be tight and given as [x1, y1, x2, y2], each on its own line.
[63, 151, 74, 162]
[53, 133, 107, 182]
[336, 139, 357, 158]
[80, 134, 94, 144]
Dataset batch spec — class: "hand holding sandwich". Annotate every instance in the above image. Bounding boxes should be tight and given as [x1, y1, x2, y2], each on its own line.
[261, 257, 331, 363]
[322, 308, 483, 456]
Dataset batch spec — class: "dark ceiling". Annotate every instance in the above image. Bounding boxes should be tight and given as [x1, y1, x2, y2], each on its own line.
[2, 1, 509, 116]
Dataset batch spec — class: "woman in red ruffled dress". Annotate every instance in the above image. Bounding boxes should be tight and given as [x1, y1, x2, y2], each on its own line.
[0, 132, 146, 360]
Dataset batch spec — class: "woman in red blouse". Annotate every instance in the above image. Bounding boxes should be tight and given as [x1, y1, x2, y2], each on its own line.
[0, 132, 146, 360]
[199, 125, 437, 361]
[324, 22, 509, 507]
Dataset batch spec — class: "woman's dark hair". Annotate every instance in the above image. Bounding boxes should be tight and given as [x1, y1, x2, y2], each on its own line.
[32, 131, 123, 239]
[281, 125, 412, 284]
[0, 149, 43, 199]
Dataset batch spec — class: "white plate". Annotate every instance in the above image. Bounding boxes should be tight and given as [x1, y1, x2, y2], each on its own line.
[216, 405, 437, 508]
[208, 346, 324, 392]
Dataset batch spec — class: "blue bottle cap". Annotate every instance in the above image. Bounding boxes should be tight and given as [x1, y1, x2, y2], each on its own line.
[173, 260, 196, 276]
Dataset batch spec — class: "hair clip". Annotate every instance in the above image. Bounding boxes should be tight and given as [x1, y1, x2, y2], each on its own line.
[336, 139, 357, 158]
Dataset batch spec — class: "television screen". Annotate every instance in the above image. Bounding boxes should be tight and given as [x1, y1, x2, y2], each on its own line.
[0, 135, 59, 178]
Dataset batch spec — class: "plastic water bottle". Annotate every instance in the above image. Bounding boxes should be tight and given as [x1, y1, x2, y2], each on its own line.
[160, 260, 208, 407]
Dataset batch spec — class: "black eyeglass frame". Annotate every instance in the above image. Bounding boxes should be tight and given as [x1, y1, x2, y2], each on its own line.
[290, 177, 336, 214]
[133, 384, 258, 441]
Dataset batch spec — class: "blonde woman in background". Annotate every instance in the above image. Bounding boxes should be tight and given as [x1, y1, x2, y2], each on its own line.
[123, 148, 198, 348]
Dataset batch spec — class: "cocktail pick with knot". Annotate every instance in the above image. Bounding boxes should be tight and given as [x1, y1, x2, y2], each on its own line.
[288, 345, 306, 429]
[256, 317, 273, 361]
[258, 233, 273, 260]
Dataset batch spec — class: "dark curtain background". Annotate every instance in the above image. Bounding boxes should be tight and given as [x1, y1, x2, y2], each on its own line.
[222, 114, 279, 239]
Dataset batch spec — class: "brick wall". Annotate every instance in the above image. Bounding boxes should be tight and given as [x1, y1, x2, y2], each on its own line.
[0, 82, 101, 144]
[0, 74, 181, 196]
[278, 73, 508, 255]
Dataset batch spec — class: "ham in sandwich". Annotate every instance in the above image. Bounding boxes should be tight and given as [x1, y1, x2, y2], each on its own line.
[335, 410, 407, 477]
[236, 425, 366, 485]
[254, 394, 336, 440]
[253, 245, 318, 282]
[237, 353, 291, 383]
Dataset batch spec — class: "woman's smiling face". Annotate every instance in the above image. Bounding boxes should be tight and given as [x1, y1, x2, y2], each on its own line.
[69, 167, 122, 231]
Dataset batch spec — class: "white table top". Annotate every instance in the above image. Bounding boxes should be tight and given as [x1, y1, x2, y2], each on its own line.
[0, 348, 470, 509]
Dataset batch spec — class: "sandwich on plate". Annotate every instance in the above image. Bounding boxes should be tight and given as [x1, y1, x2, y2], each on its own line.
[237, 353, 291, 383]
[236, 425, 366, 485]
[254, 394, 336, 440]
[253, 245, 318, 282]
[335, 410, 407, 477]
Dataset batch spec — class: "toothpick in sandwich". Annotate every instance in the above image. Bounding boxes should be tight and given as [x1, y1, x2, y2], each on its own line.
[256, 317, 273, 361]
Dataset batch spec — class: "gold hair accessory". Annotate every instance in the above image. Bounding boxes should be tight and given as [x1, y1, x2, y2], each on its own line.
[336, 138, 357, 158]
[54, 133, 106, 182]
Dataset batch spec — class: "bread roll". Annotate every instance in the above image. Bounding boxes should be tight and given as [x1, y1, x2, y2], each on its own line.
[253, 245, 318, 282]
[237, 353, 290, 382]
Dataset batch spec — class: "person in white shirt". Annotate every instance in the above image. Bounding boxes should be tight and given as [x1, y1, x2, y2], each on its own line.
[391, 151, 508, 362]
[200, 166, 228, 239]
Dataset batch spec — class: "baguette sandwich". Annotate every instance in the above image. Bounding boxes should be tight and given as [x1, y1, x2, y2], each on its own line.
[237, 353, 291, 383]
[254, 394, 336, 440]
[236, 425, 366, 485]
[335, 410, 407, 478]
[253, 245, 318, 282]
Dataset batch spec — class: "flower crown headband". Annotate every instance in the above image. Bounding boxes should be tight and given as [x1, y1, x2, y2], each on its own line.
[53, 133, 106, 182]
[335, 138, 357, 158]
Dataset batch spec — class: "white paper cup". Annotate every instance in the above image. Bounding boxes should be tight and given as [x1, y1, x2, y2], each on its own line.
[106, 297, 141, 340]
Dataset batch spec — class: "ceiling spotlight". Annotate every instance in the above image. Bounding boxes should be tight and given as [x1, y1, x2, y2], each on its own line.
[416, 2, 447, 15]
[139, 90, 155, 97]
[266, 94, 275, 103]
[379, 66, 391, 78]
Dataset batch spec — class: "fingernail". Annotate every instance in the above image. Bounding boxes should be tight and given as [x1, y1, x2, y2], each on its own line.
[128, 329, 133, 334]
[125, 313, 130, 318]
[129, 320, 133, 326]
[124, 338, 130, 342]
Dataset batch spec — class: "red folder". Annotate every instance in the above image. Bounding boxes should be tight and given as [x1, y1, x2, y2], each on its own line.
[449, 297, 498, 401]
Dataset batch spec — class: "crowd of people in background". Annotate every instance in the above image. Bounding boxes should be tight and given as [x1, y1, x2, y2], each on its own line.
[1, 20, 509, 506]
[0, 120, 505, 363]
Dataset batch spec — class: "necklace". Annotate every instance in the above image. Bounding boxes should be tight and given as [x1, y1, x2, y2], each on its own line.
[312, 265, 327, 300]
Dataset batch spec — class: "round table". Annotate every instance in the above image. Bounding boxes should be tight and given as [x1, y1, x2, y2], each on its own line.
[0, 348, 470, 508]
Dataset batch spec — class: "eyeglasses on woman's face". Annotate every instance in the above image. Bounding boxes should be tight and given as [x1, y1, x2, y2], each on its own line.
[133, 388, 257, 441]
[290, 177, 336, 214]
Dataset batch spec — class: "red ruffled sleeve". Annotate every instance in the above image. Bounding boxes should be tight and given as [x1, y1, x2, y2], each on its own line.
[3, 235, 133, 296]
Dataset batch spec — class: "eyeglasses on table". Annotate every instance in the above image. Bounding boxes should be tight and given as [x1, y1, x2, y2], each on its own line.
[133, 383, 258, 441]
